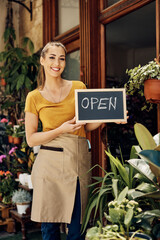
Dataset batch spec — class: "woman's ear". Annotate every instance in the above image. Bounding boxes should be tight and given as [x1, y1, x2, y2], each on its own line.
[40, 56, 44, 66]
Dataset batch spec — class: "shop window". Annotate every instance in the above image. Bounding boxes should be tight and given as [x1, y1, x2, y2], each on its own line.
[62, 50, 80, 80]
[105, 1, 157, 158]
[58, 0, 79, 35]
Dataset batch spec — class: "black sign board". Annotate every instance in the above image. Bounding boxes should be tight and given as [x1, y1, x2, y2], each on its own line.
[75, 88, 127, 123]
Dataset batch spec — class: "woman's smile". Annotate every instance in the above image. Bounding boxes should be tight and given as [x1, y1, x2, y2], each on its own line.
[51, 67, 61, 72]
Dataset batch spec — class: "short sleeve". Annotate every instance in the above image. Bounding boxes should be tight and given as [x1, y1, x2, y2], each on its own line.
[76, 81, 87, 89]
[81, 82, 87, 89]
[25, 92, 38, 116]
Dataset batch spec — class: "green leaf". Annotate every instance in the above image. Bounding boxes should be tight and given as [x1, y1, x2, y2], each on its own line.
[128, 189, 146, 199]
[81, 195, 98, 233]
[124, 208, 133, 226]
[139, 150, 160, 177]
[109, 208, 124, 223]
[136, 182, 157, 193]
[25, 77, 32, 90]
[134, 123, 156, 150]
[117, 186, 128, 204]
[105, 150, 129, 186]
[29, 39, 34, 54]
[112, 179, 118, 199]
[130, 145, 141, 159]
[15, 48, 24, 59]
[128, 159, 155, 182]
[16, 74, 25, 91]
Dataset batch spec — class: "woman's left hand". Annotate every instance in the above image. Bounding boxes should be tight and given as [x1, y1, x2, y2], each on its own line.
[116, 110, 129, 124]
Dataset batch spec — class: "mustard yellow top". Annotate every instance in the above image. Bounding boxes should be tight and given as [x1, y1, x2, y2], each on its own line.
[25, 81, 86, 138]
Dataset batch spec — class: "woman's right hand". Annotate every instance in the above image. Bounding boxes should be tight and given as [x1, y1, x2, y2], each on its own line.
[59, 117, 85, 134]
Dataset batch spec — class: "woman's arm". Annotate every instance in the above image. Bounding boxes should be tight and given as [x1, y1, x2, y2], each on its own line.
[25, 112, 84, 147]
[85, 123, 103, 132]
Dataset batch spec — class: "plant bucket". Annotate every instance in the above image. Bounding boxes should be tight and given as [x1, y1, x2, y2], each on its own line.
[16, 202, 30, 215]
[144, 79, 160, 103]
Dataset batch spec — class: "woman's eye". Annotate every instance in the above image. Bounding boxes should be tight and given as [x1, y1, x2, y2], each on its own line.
[49, 57, 55, 59]
[60, 58, 65, 61]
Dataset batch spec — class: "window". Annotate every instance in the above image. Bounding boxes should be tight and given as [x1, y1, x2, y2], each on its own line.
[58, 0, 79, 35]
[105, 1, 157, 158]
[62, 50, 80, 80]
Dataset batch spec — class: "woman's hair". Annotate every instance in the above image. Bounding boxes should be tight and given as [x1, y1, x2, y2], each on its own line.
[37, 42, 67, 89]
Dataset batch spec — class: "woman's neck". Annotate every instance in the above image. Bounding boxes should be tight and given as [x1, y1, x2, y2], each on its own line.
[44, 76, 64, 90]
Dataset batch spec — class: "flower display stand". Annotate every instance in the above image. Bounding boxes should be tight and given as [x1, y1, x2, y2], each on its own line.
[10, 209, 31, 240]
[0, 202, 16, 233]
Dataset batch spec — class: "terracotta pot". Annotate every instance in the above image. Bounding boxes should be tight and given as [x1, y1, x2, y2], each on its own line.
[144, 79, 160, 103]
[1, 78, 6, 86]
[13, 137, 22, 145]
[8, 135, 13, 143]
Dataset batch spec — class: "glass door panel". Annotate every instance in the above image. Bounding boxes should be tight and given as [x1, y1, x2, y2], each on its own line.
[62, 50, 80, 80]
[105, 1, 157, 158]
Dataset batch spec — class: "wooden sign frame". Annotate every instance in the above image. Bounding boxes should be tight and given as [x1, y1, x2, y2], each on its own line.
[75, 88, 127, 123]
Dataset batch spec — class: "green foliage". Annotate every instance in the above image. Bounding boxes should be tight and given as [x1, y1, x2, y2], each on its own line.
[0, 171, 18, 204]
[85, 186, 158, 240]
[0, 26, 40, 119]
[82, 123, 160, 239]
[134, 123, 157, 150]
[125, 60, 160, 111]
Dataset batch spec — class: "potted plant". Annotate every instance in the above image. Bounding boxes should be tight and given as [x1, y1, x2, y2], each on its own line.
[6, 122, 14, 143]
[0, 170, 18, 204]
[0, 26, 40, 122]
[125, 58, 160, 110]
[12, 189, 32, 214]
[85, 186, 158, 240]
[13, 119, 25, 144]
[82, 124, 160, 239]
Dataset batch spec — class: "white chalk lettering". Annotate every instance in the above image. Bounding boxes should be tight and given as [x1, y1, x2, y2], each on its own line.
[109, 97, 117, 110]
[81, 96, 117, 110]
[81, 97, 89, 109]
[91, 97, 99, 110]
[98, 98, 109, 109]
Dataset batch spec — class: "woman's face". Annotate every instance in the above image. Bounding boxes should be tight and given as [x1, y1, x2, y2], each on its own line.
[40, 45, 66, 78]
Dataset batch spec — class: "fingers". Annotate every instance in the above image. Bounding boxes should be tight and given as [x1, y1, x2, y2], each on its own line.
[67, 117, 76, 124]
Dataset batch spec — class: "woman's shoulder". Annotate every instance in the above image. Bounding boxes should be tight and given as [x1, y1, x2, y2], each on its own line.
[26, 89, 40, 99]
[72, 80, 86, 89]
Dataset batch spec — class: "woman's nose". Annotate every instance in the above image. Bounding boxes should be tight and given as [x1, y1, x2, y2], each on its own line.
[54, 58, 60, 66]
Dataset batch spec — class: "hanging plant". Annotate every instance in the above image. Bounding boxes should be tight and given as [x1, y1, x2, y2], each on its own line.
[125, 58, 160, 111]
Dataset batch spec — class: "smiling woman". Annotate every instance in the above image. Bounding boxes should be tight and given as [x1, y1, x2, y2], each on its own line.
[24, 41, 104, 240]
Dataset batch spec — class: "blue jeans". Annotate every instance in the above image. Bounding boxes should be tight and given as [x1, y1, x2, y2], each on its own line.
[41, 180, 85, 240]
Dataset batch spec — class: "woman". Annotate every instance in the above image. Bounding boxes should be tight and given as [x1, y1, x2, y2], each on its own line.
[25, 41, 127, 240]
[25, 42, 103, 240]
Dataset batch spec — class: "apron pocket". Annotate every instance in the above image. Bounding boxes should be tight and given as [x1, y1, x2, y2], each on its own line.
[34, 148, 64, 180]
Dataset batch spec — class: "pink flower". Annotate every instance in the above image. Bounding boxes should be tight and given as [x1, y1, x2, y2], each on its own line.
[0, 118, 8, 123]
[9, 147, 18, 156]
[0, 155, 6, 163]
[8, 122, 12, 125]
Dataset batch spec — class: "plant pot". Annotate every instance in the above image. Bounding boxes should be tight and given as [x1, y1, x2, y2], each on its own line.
[144, 79, 160, 103]
[8, 135, 13, 143]
[16, 202, 30, 215]
[1, 78, 6, 86]
[13, 137, 22, 145]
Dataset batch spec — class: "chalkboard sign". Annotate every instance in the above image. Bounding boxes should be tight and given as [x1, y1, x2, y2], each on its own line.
[75, 88, 127, 123]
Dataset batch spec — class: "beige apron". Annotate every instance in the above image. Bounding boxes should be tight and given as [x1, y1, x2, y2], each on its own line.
[31, 133, 91, 223]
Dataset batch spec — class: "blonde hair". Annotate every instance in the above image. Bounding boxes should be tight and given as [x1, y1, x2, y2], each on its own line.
[37, 42, 67, 89]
